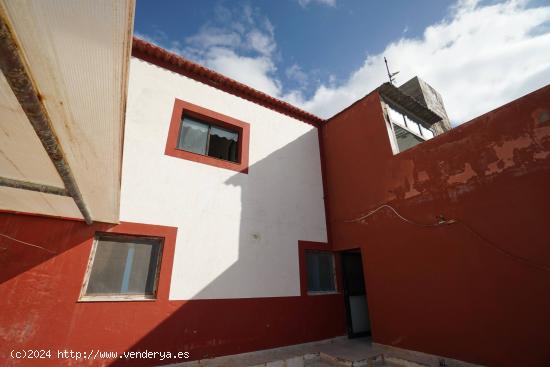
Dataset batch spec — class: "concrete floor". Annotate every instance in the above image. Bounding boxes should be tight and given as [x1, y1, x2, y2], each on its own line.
[318, 337, 381, 362]
[170, 337, 398, 367]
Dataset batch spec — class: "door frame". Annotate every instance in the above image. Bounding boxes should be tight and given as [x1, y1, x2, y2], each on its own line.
[340, 249, 371, 338]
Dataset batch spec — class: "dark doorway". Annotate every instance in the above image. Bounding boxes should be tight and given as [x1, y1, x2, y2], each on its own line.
[341, 250, 371, 338]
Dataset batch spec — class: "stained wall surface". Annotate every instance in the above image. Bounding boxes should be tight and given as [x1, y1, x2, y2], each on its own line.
[321, 85, 550, 367]
[0, 0, 134, 222]
[122, 57, 327, 300]
[0, 55, 341, 366]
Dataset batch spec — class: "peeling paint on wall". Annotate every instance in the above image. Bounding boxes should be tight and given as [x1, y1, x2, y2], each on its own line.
[485, 137, 533, 175]
[322, 85, 550, 367]
[447, 163, 477, 185]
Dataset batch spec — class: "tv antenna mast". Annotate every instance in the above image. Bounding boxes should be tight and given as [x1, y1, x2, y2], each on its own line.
[384, 57, 399, 85]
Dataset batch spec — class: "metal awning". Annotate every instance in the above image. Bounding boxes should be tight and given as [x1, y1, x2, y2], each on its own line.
[0, 0, 135, 223]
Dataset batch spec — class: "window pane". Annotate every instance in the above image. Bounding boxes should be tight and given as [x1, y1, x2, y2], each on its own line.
[420, 124, 434, 139]
[405, 116, 422, 136]
[387, 105, 406, 127]
[86, 241, 127, 294]
[208, 126, 239, 163]
[86, 236, 162, 296]
[393, 124, 425, 152]
[306, 251, 336, 292]
[178, 116, 209, 155]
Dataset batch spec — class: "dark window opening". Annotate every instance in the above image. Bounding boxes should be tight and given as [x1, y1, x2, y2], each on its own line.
[306, 251, 336, 293]
[177, 115, 239, 163]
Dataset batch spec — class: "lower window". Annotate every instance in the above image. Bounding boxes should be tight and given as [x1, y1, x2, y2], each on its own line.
[80, 234, 163, 301]
[306, 251, 337, 294]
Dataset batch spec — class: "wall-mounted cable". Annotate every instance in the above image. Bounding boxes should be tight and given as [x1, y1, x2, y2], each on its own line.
[345, 204, 550, 273]
[0, 233, 56, 254]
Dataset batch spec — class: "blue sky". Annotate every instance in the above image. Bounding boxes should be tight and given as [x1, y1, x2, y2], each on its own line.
[135, 0, 550, 125]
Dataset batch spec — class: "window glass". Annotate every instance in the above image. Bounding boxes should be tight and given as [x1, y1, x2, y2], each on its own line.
[387, 105, 406, 127]
[405, 116, 422, 136]
[306, 251, 336, 293]
[420, 124, 434, 139]
[393, 124, 425, 152]
[208, 126, 239, 163]
[178, 116, 209, 155]
[177, 115, 240, 163]
[85, 235, 162, 297]
[385, 102, 438, 153]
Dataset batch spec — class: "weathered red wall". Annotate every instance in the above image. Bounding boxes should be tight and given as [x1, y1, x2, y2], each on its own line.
[321, 85, 550, 366]
[0, 212, 345, 367]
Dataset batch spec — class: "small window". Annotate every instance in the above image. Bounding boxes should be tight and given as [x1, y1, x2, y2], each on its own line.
[306, 251, 336, 294]
[80, 234, 163, 301]
[393, 124, 425, 152]
[385, 103, 434, 153]
[178, 115, 239, 163]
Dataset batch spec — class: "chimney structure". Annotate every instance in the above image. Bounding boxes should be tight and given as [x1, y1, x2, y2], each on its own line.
[399, 76, 452, 134]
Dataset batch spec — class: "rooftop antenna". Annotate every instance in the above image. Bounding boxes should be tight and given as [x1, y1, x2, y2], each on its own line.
[384, 57, 399, 85]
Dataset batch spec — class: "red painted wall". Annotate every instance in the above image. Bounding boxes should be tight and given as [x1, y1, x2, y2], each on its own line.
[321, 85, 550, 366]
[0, 213, 345, 366]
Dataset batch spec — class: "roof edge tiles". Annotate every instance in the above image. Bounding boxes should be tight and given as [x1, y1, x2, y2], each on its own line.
[132, 37, 324, 127]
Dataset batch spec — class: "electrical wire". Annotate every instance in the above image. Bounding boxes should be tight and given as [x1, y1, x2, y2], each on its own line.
[452, 220, 550, 273]
[345, 204, 455, 226]
[345, 204, 550, 273]
[0, 233, 56, 254]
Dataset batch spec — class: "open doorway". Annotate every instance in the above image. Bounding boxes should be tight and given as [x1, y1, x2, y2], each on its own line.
[341, 250, 371, 338]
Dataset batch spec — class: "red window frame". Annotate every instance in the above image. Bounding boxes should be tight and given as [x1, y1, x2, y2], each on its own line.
[78, 222, 178, 302]
[298, 241, 342, 296]
[165, 98, 250, 173]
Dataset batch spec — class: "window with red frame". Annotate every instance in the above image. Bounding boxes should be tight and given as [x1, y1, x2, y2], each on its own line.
[306, 250, 337, 293]
[165, 99, 250, 173]
[177, 114, 240, 163]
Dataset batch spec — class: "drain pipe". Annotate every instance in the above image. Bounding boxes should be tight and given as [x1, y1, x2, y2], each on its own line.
[0, 15, 93, 224]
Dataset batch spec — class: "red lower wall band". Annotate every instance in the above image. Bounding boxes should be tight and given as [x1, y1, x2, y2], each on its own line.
[0, 212, 346, 367]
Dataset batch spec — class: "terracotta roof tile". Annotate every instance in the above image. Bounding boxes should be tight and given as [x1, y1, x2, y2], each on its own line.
[132, 37, 324, 127]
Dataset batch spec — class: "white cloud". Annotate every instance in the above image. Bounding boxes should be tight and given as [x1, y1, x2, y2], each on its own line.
[137, 1, 550, 125]
[286, 64, 309, 88]
[298, 0, 336, 8]
[203, 47, 282, 97]
[168, 4, 282, 96]
[247, 29, 277, 56]
[186, 27, 241, 49]
[292, 0, 550, 124]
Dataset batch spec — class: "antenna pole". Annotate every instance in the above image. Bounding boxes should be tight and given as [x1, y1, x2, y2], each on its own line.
[384, 57, 399, 85]
[384, 57, 392, 83]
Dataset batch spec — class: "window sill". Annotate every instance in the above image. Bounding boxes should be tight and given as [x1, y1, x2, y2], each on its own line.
[307, 291, 340, 296]
[174, 147, 242, 166]
[77, 295, 157, 303]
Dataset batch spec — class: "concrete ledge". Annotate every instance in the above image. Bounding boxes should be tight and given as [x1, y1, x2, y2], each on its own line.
[372, 343, 485, 367]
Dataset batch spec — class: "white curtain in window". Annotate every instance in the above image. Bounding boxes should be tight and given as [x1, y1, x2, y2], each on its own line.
[209, 126, 238, 141]
[179, 116, 209, 154]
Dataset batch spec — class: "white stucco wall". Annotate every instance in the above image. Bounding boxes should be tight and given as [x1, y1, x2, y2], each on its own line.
[120, 58, 327, 300]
